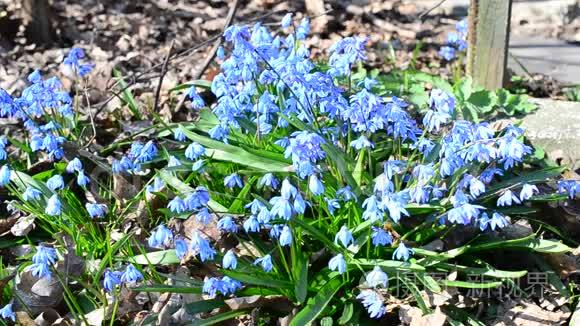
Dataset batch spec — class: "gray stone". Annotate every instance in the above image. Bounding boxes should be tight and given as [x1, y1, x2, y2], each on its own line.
[521, 98, 580, 169]
[509, 36, 580, 84]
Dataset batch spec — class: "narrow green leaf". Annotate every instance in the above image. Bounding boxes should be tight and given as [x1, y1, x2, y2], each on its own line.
[290, 276, 343, 326]
[294, 254, 309, 304]
[184, 299, 225, 315]
[337, 302, 354, 325]
[440, 280, 503, 289]
[434, 263, 527, 279]
[221, 270, 293, 289]
[180, 128, 292, 172]
[170, 79, 212, 92]
[354, 259, 426, 272]
[130, 249, 180, 265]
[113, 69, 142, 119]
[134, 284, 202, 294]
[191, 309, 250, 326]
[416, 273, 442, 293]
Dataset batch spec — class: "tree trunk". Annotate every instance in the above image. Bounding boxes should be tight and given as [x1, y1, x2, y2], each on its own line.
[21, 0, 54, 45]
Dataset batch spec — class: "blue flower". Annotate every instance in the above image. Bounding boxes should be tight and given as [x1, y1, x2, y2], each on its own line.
[168, 196, 187, 213]
[167, 156, 182, 167]
[0, 303, 15, 322]
[146, 177, 165, 193]
[326, 198, 340, 215]
[77, 170, 90, 187]
[66, 157, 83, 173]
[26, 262, 51, 279]
[480, 212, 509, 231]
[328, 254, 347, 274]
[281, 13, 292, 28]
[45, 194, 62, 216]
[148, 224, 173, 248]
[497, 190, 521, 206]
[336, 186, 356, 201]
[371, 227, 393, 247]
[217, 46, 225, 60]
[185, 142, 205, 160]
[350, 135, 374, 150]
[223, 249, 238, 269]
[86, 203, 107, 218]
[519, 183, 538, 201]
[254, 254, 273, 272]
[279, 225, 293, 246]
[280, 178, 298, 200]
[63, 48, 94, 76]
[224, 173, 243, 189]
[308, 174, 324, 195]
[121, 264, 143, 284]
[0, 165, 11, 186]
[32, 245, 57, 265]
[220, 276, 242, 295]
[203, 277, 221, 297]
[469, 177, 486, 198]
[46, 175, 65, 190]
[243, 215, 261, 233]
[23, 187, 42, 201]
[190, 231, 216, 262]
[28, 69, 42, 83]
[174, 237, 189, 259]
[334, 225, 354, 248]
[173, 128, 186, 141]
[296, 18, 310, 40]
[439, 46, 456, 60]
[269, 197, 293, 220]
[357, 290, 386, 319]
[558, 180, 579, 199]
[191, 159, 206, 172]
[103, 269, 122, 292]
[217, 216, 239, 233]
[392, 242, 413, 261]
[366, 266, 388, 288]
[259, 173, 279, 189]
[186, 86, 205, 109]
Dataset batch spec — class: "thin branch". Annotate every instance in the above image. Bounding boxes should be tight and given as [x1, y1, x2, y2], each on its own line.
[175, 0, 240, 112]
[419, 0, 448, 21]
[153, 40, 175, 113]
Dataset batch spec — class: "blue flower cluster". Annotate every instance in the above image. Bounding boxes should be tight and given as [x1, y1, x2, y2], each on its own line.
[25, 244, 58, 279]
[439, 19, 468, 61]
[63, 47, 94, 77]
[102, 263, 144, 293]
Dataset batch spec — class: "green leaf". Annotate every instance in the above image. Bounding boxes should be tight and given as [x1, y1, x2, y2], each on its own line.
[434, 263, 527, 279]
[338, 302, 354, 325]
[180, 128, 292, 172]
[130, 250, 180, 265]
[134, 284, 202, 294]
[294, 254, 309, 304]
[170, 79, 212, 93]
[191, 309, 250, 326]
[113, 69, 142, 119]
[440, 280, 503, 289]
[320, 317, 333, 326]
[292, 218, 341, 253]
[354, 259, 426, 272]
[481, 166, 565, 199]
[290, 276, 343, 326]
[185, 299, 225, 315]
[470, 237, 571, 254]
[221, 270, 293, 290]
[416, 273, 442, 293]
[468, 90, 497, 113]
[229, 176, 256, 213]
